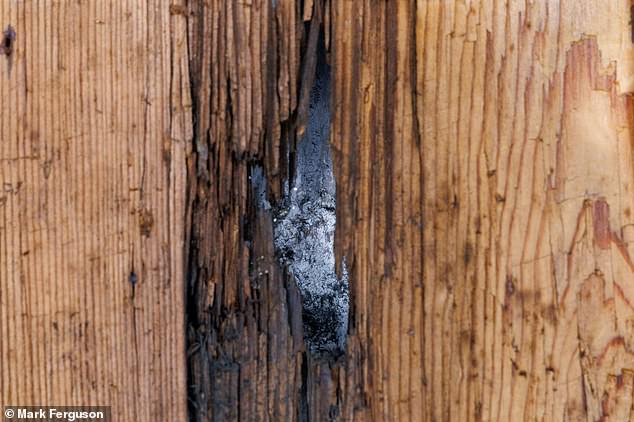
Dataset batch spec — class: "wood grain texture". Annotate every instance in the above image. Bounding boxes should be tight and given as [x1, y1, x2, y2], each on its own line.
[4, 1, 634, 421]
[0, 1, 190, 419]
[185, 0, 309, 420]
[331, 1, 634, 421]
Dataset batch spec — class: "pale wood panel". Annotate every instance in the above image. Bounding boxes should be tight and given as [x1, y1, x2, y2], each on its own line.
[0, 1, 190, 420]
[331, 1, 634, 421]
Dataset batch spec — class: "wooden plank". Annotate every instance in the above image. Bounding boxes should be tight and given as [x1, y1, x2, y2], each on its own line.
[4, 1, 634, 421]
[0, 1, 190, 419]
[331, 1, 634, 420]
[185, 0, 307, 420]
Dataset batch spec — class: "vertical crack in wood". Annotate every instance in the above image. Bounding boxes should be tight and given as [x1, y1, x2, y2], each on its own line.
[272, 36, 349, 358]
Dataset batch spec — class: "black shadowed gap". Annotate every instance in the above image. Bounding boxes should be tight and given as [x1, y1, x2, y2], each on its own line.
[272, 35, 349, 357]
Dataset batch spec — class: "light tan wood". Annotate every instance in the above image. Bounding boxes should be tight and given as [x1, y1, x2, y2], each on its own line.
[0, 1, 190, 420]
[331, 1, 634, 420]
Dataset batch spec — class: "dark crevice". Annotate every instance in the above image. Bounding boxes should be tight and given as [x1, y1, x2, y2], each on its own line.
[2, 24, 15, 77]
[1, 25, 15, 56]
[299, 353, 309, 422]
[273, 32, 348, 358]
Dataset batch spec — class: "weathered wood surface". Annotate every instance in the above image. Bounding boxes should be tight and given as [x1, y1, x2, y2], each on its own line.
[0, 1, 190, 420]
[4, 1, 634, 421]
[188, 0, 634, 420]
[331, 1, 634, 421]
[185, 0, 307, 420]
